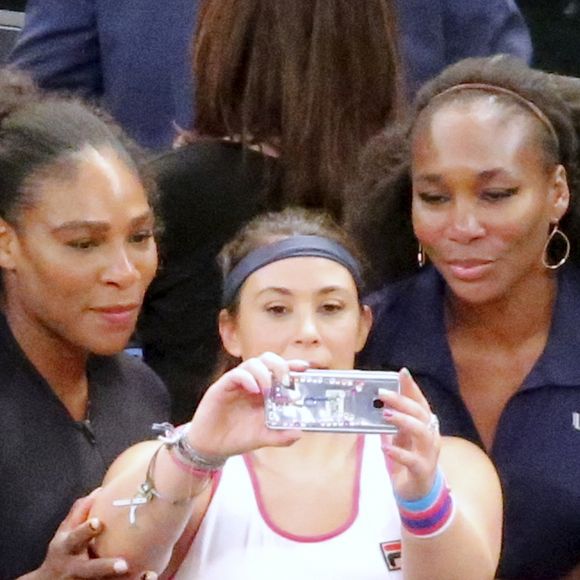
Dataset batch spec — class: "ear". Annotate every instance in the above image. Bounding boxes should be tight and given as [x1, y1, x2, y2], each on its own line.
[355, 304, 373, 353]
[549, 164, 570, 222]
[0, 218, 18, 270]
[218, 308, 243, 358]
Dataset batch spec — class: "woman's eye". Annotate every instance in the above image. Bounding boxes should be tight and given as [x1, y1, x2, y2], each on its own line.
[266, 304, 288, 316]
[481, 188, 518, 202]
[129, 230, 154, 244]
[67, 239, 98, 250]
[418, 192, 449, 205]
[320, 302, 344, 314]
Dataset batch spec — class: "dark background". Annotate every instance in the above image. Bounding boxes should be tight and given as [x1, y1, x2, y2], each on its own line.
[517, 0, 580, 77]
[0, 1, 577, 77]
[0, 1, 27, 11]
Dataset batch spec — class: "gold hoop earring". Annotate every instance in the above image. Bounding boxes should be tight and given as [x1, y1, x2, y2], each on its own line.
[542, 224, 570, 270]
[417, 243, 426, 268]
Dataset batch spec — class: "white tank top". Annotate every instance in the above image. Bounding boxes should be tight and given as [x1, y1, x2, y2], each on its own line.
[174, 435, 403, 579]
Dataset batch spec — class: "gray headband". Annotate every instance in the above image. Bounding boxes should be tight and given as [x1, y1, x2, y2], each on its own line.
[222, 235, 363, 307]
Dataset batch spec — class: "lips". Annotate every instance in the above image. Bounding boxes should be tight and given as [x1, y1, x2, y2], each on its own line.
[446, 259, 494, 281]
[306, 361, 330, 369]
[92, 304, 140, 327]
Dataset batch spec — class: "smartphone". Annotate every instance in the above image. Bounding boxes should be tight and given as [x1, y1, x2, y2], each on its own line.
[265, 369, 400, 433]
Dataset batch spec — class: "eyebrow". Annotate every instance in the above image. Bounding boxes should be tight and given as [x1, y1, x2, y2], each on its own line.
[477, 168, 512, 181]
[414, 173, 443, 185]
[52, 211, 154, 233]
[255, 285, 348, 297]
[415, 168, 513, 185]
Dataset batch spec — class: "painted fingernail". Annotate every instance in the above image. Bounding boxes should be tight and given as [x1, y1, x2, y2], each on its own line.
[114, 560, 129, 574]
[400, 367, 411, 378]
[141, 572, 158, 580]
[88, 517, 100, 532]
[282, 374, 290, 387]
[378, 387, 394, 397]
[383, 409, 394, 418]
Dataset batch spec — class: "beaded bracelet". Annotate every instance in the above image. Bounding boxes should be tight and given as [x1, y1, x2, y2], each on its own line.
[395, 468, 455, 538]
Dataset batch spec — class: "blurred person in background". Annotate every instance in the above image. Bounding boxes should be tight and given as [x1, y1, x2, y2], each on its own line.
[8, 0, 530, 150]
[137, 0, 404, 423]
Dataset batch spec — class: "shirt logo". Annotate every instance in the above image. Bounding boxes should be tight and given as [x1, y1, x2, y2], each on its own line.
[380, 540, 402, 571]
[573, 412, 580, 431]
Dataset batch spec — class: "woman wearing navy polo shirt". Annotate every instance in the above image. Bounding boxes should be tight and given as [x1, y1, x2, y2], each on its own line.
[350, 56, 580, 579]
[0, 71, 168, 579]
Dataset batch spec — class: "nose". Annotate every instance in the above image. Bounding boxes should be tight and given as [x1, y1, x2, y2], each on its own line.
[294, 309, 321, 347]
[101, 244, 140, 288]
[447, 199, 485, 243]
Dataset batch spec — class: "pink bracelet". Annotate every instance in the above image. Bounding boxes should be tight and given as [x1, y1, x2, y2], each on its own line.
[168, 446, 214, 479]
[396, 469, 455, 538]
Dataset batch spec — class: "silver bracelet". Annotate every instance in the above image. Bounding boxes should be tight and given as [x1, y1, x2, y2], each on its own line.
[154, 422, 227, 472]
[112, 443, 197, 527]
[112, 422, 224, 527]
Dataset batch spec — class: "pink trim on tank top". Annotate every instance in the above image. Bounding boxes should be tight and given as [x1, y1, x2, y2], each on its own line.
[243, 435, 365, 543]
[167, 470, 223, 580]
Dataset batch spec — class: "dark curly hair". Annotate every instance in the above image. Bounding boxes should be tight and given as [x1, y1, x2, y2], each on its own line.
[346, 56, 580, 290]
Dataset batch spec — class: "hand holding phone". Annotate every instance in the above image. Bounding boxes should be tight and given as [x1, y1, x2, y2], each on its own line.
[265, 369, 400, 433]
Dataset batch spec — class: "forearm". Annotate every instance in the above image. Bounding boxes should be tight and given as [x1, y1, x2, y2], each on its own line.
[91, 441, 209, 573]
[92, 354, 307, 573]
[402, 508, 497, 580]
[401, 437, 503, 580]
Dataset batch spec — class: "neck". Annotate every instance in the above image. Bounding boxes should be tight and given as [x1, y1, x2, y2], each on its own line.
[5, 304, 89, 419]
[446, 268, 557, 346]
[252, 432, 359, 472]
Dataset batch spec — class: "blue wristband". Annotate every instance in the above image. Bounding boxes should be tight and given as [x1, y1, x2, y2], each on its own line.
[394, 467, 444, 512]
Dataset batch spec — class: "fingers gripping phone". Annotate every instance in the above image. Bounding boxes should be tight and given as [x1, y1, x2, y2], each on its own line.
[265, 369, 400, 433]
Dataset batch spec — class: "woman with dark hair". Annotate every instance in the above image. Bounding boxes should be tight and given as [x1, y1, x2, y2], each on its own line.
[137, 0, 404, 423]
[0, 70, 169, 579]
[349, 56, 580, 579]
[92, 208, 502, 579]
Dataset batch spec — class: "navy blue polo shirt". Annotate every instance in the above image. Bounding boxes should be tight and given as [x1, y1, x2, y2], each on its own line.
[361, 265, 580, 580]
[0, 313, 170, 579]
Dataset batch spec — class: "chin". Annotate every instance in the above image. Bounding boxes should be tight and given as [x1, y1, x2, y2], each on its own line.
[87, 338, 133, 357]
[448, 283, 504, 306]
